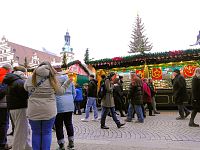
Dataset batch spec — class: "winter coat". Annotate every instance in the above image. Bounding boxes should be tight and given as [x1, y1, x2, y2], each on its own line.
[74, 87, 83, 102]
[113, 83, 123, 103]
[24, 65, 71, 120]
[143, 82, 152, 103]
[3, 73, 28, 110]
[128, 83, 143, 105]
[191, 77, 200, 112]
[0, 68, 10, 108]
[56, 75, 75, 113]
[101, 79, 115, 107]
[87, 79, 98, 98]
[148, 83, 156, 97]
[172, 74, 188, 105]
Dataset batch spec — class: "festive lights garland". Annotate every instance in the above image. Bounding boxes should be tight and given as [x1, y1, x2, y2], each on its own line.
[87, 49, 200, 69]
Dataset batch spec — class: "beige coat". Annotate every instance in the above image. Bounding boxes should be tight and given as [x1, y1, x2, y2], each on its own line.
[101, 79, 115, 107]
[24, 65, 70, 120]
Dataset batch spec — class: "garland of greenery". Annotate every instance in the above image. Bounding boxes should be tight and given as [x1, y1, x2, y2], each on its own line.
[87, 49, 200, 69]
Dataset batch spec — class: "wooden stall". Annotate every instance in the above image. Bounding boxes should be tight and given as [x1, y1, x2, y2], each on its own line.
[87, 49, 200, 107]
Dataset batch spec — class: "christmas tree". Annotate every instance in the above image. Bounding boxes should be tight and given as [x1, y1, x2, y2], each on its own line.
[84, 48, 89, 63]
[129, 14, 152, 54]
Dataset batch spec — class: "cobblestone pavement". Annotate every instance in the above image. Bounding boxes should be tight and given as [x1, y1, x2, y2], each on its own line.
[7, 110, 200, 150]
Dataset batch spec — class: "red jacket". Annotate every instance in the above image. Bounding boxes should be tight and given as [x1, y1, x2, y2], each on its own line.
[143, 82, 152, 103]
[0, 68, 9, 83]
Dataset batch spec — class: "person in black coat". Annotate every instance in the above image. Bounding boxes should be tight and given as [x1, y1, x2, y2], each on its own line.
[3, 66, 32, 150]
[172, 69, 190, 120]
[189, 68, 200, 127]
[113, 78, 126, 117]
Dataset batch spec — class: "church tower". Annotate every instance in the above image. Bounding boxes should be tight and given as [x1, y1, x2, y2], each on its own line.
[60, 31, 74, 63]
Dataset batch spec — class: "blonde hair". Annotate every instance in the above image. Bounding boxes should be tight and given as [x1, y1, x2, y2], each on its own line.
[194, 67, 200, 78]
[32, 61, 60, 92]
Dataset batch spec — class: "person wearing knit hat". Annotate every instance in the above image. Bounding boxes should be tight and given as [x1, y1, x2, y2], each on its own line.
[3, 66, 32, 150]
[0, 63, 12, 150]
[172, 68, 190, 120]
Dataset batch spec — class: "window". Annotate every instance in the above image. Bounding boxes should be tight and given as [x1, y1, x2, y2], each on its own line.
[0, 51, 2, 54]
[3, 57, 7, 61]
[4, 50, 6, 53]
[0, 58, 2, 62]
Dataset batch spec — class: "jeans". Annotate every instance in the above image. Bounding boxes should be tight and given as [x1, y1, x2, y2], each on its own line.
[74, 102, 82, 114]
[178, 105, 190, 118]
[127, 103, 134, 121]
[134, 105, 144, 122]
[101, 107, 120, 126]
[55, 112, 74, 144]
[85, 97, 98, 119]
[29, 117, 55, 150]
[0, 109, 9, 147]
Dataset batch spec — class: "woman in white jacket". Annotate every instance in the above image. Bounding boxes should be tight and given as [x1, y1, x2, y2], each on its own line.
[24, 61, 72, 150]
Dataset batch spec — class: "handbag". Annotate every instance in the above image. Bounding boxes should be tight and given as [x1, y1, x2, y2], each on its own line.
[29, 76, 49, 96]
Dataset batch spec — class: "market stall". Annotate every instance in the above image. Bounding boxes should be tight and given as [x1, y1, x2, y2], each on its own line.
[87, 49, 200, 106]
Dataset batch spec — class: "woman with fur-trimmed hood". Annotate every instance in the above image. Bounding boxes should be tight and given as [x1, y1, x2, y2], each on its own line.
[24, 61, 72, 150]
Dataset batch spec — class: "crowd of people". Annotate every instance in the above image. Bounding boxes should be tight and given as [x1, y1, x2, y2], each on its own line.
[0, 61, 200, 150]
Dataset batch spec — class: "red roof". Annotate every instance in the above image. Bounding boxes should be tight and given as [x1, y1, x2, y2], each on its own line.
[7, 42, 61, 65]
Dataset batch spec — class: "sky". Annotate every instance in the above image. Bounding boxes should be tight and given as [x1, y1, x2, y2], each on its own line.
[0, 0, 199, 62]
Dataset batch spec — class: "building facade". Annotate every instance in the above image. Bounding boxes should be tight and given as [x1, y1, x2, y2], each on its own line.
[0, 36, 61, 68]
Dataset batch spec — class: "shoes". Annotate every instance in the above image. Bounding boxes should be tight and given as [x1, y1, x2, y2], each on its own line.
[154, 111, 160, 114]
[92, 118, 99, 122]
[124, 118, 132, 122]
[117, 123, 125, 128]
[7, 131, 14, 136]
[149, 114, 155, 116]
[77, 112, 82, 115]
[135, 120, 144, 123]
[185, 112, 190, 118]
[0, 144, 12, 150]
[176, 116, 185, 120]
[67, 140, 74, 149]
[189, 122, 199, 127]
[101, 125, 109, 129]
[81, 118, 89, 122]
[56, 143, 65, 150]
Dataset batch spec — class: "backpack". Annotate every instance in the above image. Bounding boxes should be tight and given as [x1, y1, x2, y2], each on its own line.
[0, 83, 7, 100]
[98, 81, 106, 99]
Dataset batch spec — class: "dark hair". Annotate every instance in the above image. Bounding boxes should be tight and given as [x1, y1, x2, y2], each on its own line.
[90, 74, 95, 78]
[101, 74, 106, 79]
[14, 66, 27, 72]
[173, 69, 180, 74]
[119, 75, 123, 79]
[109, 72, 115, 78]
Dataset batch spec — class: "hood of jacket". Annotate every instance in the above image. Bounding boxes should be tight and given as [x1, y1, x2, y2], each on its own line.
[3, 73, 21, 85]
[35, 65, 50, 77]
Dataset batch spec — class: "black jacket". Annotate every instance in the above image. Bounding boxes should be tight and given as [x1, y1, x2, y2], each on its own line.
[87, 79, 98, 98]
[113, 83, 123, 103]
[3, 73, 28, 110]
[128, 83, 143, 105]
[191, 77, 200, 111]
[172, 74, 188, 104]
